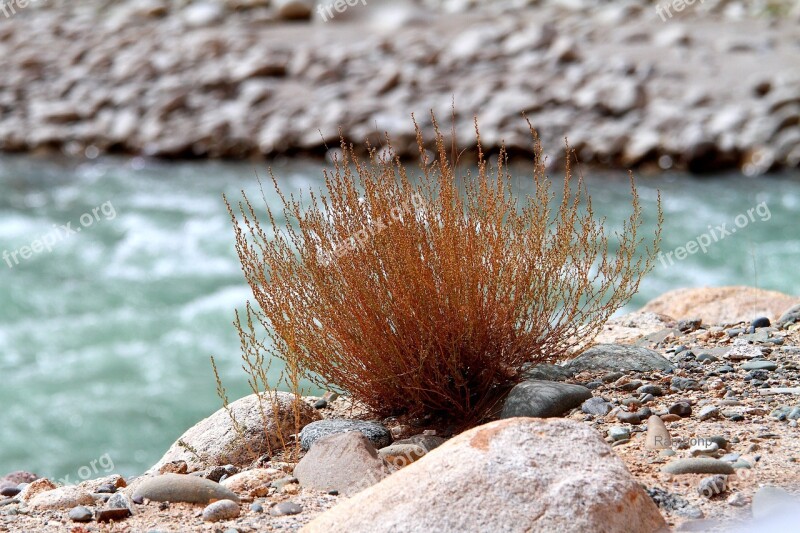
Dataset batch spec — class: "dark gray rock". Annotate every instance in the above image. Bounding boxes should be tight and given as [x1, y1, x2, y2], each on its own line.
[669, 401, 692, 417]
[581, 396, 612, 415]
[501, 380, 592, 418]
[565, 344, 674, 373]
[646, 487, 704, 519]
[520, 362, 575, 381]
[300, 420, 392, 451]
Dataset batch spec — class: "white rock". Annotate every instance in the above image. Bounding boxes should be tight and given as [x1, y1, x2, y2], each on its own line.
[149, 392, 320, 472]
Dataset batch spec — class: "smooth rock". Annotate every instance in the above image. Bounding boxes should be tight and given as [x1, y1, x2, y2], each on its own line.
[294, 431, 390, 497]
[645, 415, 672, 449]
[378, 444, 427, 468]
[202, 499, 240, 522]
[275, 0, 313, 20]
[501, 380, 593, 418]
[662, 458, 735, 475]
[271, 501, 302, 516]
[220, 468, 282, 498]
[752, 486, 800, 520]
[150, 392, 320, 472]
[97, 507, 133, 522]
[132, 474, 240, 504]
[303, 418, 666, 532]
[69, 506, 93, 522]
[299, 419, 391, 451]
[520, 362, 575, 381]
[29, 486, 95, 510]
[742, 360, 778, 371]
[565, 344, 674, 372]
[581, 396, 612, 415]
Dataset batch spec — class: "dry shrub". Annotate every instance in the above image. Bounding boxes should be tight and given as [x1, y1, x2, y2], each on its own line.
[225, 113, 662, 424]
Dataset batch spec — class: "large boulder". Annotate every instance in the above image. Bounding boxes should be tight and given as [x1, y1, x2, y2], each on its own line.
[640, 286, 797, 325]
[565, 344, 674, 373]
[500, 380, 592, 418]
[301, 418, 668, 533]
[149, 392, 320, 472]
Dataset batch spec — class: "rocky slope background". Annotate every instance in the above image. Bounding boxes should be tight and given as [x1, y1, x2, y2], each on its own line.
[2, 286, 800, 532]
[0, 0, 799, 173]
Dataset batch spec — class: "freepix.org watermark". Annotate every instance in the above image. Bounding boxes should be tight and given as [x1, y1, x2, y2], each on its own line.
[655, 0, 704, 22]
[3, 201, 116, 269]
[658, 201, 771, 268]
[316, 0, 367, 22]
[1, 0, 47, 19]
[57, 453, 115, 485]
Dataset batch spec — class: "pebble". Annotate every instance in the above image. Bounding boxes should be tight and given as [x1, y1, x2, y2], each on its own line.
[751, 317, 771, 328]
[727, 492, 748, 507]
[662, 458, 735, 475]
[581, 397, 612, 415]
[741, 360, 778, 371]
[698, 405, 719, 421]
[608, 427, 630, 442]
[270, 501, 303, 516]
[68, 506, 93, 523]
[668, 402, 692, 417]
[637, 385, 663, 396]
[299, 419, 392, 450]
[616, 411, 641, 424]
[250, 502, 264, 513]
[202, 499, 240, 522]
[97, 508, 133, 522]
[697, 475, 728, 498]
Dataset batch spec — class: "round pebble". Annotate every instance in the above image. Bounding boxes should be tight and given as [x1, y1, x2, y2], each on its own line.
[202, 499, 240, 522]
[68, 506, 93, 523]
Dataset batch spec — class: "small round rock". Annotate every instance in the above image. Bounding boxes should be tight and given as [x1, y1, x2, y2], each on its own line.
[69, 506, 93, 523]
[270, 501, 303, 516]
[202, 499, 240, 522]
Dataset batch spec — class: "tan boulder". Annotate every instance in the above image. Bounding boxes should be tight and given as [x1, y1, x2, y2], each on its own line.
[640, 286, 797, 325]
[302, 418, 667, 533]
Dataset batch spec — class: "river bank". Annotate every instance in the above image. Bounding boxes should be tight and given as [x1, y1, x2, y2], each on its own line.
[0, 1, 799, 173]
[2, 287, 800, 532]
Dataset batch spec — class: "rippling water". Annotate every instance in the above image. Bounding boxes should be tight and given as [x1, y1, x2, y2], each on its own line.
[0, 154, 798, 480]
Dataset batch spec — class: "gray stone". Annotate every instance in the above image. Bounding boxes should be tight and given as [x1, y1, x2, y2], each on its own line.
[69, 506, 93, 522]
[698, 406, 720, 421]
[608, 427, 630, 441]
[697, 475, 728, 499]
[501, 380, 592, 418]
[132, 474, 240, 504]
[662, 458, 735, 475]
[581, 396, 612, 415]
[565, 344, 674, 373]
[303, 419, 667, 532]
[271, 501, 302, 516]
[520, 363, 575, 381]
[742, 360, 778, 371]
[300, 419, 391, 451]
[294, 432, 391, 497]
[202, 499, 240, 522]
